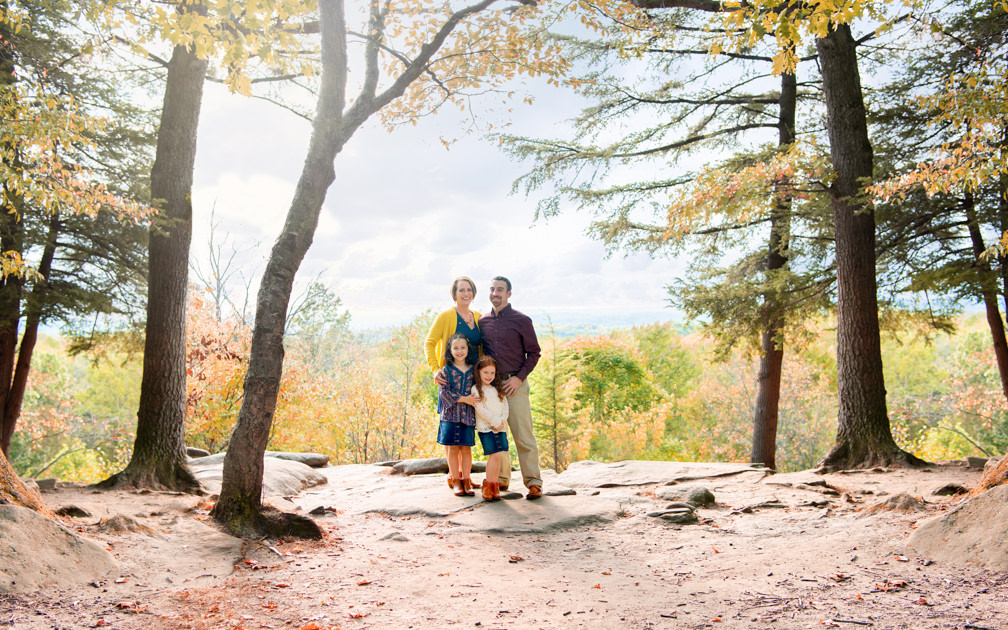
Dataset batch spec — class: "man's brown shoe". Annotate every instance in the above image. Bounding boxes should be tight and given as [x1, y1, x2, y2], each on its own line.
[526, 485, 542, 500]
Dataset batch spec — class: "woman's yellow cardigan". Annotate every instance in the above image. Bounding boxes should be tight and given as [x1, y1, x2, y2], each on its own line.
[424, 308, 482, 372]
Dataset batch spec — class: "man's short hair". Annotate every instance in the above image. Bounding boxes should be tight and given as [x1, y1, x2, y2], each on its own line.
[492, 276, 511, 292]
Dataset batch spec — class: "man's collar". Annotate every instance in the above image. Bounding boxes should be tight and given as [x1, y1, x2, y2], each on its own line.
[492, 303, 512, 316]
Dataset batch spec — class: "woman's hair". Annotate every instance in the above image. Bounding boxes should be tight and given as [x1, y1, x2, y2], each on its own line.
[451, 276, 477, 301]
[473, 355, 505, 401]
[444, 333, 470, 366]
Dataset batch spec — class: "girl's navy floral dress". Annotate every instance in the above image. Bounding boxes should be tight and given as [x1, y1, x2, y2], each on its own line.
[436, 364, 476, 447]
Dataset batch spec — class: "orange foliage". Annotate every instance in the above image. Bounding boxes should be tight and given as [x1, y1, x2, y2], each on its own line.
[184, 290, 438, 463]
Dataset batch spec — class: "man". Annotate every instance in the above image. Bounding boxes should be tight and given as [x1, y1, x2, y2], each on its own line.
[479, 276, 543, 499]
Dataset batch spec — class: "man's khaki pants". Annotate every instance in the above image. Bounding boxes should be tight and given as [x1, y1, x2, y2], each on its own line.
[498, 379, 542, 490]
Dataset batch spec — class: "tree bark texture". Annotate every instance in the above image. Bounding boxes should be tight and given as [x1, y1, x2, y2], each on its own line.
[970, 453, 1008, 496]
[102, 44, 206, 491]
[0, 210, 23, 459]
[212, 0, 504, 537]
[962, 192, 1008, 402]
[1, 215, 59, 456]
[0, 450, 52, 516]
[211, 0, 348, 537]
[750, 71, 796, 472]
[0, 6, 23, 458]
[815, 25, 922, 470]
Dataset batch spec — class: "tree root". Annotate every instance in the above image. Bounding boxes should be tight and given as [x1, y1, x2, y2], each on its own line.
[970, 453, 1008, 496]
[213, 504, 323, 540]
[817, 440, 929, 473]
[96, 462, 203, 494]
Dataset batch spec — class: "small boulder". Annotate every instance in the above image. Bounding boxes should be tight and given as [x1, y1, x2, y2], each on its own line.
[54, 505, 92, 518]
[932, 483, 969, 496]
[861, 492, 927, 516]
[96, 514, 157, 535]
[394, 458, 448, 475]
[392, 457, 489, 475]
[965, 456, 988, 469]
[544, 488, 577, 497]
[648, 508, 699, 524]
[186, 446, 211, 458]
[265, 451, 330, 468]
[655, 485, 715, 507]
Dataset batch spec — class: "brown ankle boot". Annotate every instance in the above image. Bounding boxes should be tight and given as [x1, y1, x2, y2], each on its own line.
[462, 477, 475, 496]
[482, 480, 495, 501]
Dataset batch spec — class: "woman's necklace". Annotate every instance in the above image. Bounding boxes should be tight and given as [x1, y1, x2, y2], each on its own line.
[457, 308, 474, 326]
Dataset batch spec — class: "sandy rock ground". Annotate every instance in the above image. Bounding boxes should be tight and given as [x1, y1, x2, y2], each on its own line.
[2, 460, 1007, 630]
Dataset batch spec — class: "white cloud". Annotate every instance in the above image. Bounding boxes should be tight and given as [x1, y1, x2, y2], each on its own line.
[190, 77, 682, 330]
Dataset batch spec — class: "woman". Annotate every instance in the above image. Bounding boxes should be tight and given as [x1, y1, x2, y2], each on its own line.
[424, 276, 482, 372]
[424, 276, 482, 495]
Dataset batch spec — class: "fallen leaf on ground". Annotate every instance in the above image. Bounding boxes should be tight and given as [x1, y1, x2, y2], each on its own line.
[356, 579, 372, 586]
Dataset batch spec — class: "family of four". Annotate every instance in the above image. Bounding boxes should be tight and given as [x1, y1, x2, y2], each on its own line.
[423, 276, 543, 502]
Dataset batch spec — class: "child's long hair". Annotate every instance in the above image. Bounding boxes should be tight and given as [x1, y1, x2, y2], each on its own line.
[444, 333, 471, 367]
[473, 355, 505, 401]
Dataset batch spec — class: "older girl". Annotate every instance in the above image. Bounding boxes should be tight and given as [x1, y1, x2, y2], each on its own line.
[437, 333, 479, 496]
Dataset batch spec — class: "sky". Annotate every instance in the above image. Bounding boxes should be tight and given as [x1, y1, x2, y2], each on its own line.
[189, 77, 686, 331]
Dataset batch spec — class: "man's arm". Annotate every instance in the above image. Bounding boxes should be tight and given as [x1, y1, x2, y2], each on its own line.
[513, 316, 541, 382]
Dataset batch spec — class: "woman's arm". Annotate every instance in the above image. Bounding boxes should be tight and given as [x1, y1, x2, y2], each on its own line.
[423, 310, 451, 372]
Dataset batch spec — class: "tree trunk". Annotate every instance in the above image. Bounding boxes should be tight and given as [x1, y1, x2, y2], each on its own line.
[815, 24, 923, 471]
[961, 192, 1008, 401]
[0, 4, 23, 458]
[970, 453, 1008, 496]
[211, 0, 349, 538]
[750, 71, 796, 472]
[212, 0, 505, 537]
[100, 44, 206, 491]
[1, 215, 59, 455]
[0, 219, 23, 459]
[0, 450, 52, 516]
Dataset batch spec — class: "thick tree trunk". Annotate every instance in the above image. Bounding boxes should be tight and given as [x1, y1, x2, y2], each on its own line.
[211, 0, 349, 538]
[0, 450, 52, 516]
[750, 71, 796, 472]
[970, 451, 1008, 496]
[815, 24, 923, 471]
[100, 44, 206, 491]
[0, 218, 22, 458]
[0, 6, 22, 458]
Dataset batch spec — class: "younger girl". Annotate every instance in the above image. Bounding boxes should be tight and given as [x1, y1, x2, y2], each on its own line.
[471, 355, 509, 501]
[437, 333, 479, 496]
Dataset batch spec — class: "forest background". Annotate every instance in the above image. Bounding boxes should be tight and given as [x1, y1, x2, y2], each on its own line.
[12, 305, 1007, 483]
[3, 0, 1008, 501]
